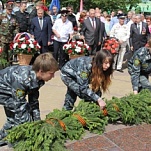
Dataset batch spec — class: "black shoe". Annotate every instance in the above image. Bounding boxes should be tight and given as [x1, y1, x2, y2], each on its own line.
[116, 69, 124, 73]
[0, 140, 7, 146]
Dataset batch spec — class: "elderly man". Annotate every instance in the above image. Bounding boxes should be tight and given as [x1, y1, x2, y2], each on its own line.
[52, 8, 73, 69]
[0, 3, 19, 61]
[81, 8, 102, 55]
[130, 14, 150, 52]
[110, 14, 130, 72]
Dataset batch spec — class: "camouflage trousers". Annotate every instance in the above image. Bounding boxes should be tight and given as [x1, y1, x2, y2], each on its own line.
[61, 73, 92, 110]
[0, 43, 10, 61]
[0, 94, 32, 141]
[138, 74, 151, 92]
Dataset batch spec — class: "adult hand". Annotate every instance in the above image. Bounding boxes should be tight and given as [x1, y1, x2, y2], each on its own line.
[98, 42, 101, 46]
[31, 35, 34, 39]
[48, 41, 51, 46]
[130, 46, 133, 51]
[133, 90, 138, 95]
[80, 35, 85, 40]
[97, 98, 106, 110]
[119, 40, 123, 44]
[56, 33, 60, 38]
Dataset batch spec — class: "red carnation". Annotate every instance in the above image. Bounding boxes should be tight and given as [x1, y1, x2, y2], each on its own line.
[73, 26, 78, 31]
[78, 18, 84, 23]
[36, 45, 41, 49]
[9, 42, 14, 50]
[83, 45, 87, 48]
[71, 45, 75, 49]
[28, 47, 31, 52]
[18, 44, 21, 48]
[88, 47, 91, 51]
[81, 49, 84, 53]
[68, 49, 72, 54]
[41, 5, 48, 12]
[26, 41, 30, 44]
[33, 41, 37, 45]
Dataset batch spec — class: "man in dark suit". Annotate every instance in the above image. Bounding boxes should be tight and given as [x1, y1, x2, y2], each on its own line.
[95, 12, 107, 50]
[130, 14, 150, 52]
[81, 8, 102, 55]
[30, 8, 52, 53]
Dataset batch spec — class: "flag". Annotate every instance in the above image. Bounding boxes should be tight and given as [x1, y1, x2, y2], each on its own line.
[49, 0, 60, 11]
[79, 0, 83, 12]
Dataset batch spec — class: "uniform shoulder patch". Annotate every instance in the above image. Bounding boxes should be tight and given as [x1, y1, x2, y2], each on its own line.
[80, 71, 88, 79]
[16, 89, 25, 98]
[134, 59, 140, 66]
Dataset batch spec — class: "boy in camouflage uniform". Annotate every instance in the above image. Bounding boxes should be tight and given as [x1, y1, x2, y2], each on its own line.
[128, 38, 151, 94]
[0, 53, 58, 146]
[0, 4, 19, 61]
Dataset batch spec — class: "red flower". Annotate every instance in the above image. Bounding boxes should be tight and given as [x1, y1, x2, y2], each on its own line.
[18, 44, 21, 48]
[73, 26, 78, 31]
[36, 45, 41, 49]
[88, 47, 91, 51]
[28, 48, 31, 52]
[83, 45, 87, 48]
[78, 18, 84, 23]
[26, 41, 30, 44]
[71, 45, 75, 49]
[68, 49, 72, 54]
[41, 5, 48, 12]
[9, 42, 14, 50]
[33, 41, 37, 45]
[81, 49, 84, 53]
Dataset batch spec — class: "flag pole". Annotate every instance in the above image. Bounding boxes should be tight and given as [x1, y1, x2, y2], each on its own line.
[80, 0, 83, 12]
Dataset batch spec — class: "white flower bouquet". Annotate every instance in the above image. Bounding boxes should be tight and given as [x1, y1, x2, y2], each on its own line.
[10, 32, 41, 55]
[63, 40, 91, 56]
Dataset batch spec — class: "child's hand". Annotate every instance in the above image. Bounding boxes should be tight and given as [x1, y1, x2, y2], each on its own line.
[97, 98, 106, 110]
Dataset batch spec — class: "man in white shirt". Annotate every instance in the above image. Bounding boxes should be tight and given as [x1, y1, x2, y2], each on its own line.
[110, 14, 130, 72]
[52, 8, 73, 69]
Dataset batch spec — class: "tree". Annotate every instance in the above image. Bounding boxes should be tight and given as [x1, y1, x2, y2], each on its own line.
[60, 0, 141, 13]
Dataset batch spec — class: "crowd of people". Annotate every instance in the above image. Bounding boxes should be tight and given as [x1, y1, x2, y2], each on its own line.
[0, 0, 151, 147]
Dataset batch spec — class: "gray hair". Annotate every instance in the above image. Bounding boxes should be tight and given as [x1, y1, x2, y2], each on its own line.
[135, 14, 141, 19]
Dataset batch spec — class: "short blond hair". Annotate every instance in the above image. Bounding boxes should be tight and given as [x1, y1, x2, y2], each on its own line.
[32, 53, 59, 72]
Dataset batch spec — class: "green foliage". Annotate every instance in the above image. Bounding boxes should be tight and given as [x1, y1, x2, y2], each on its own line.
[74, 101, 108, 134]
[61, 0, 141, 12]
[5, 89, 151, 150]
[105, 89, 151, 125]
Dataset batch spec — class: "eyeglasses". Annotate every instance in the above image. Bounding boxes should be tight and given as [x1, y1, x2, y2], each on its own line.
[61, 15, 67, 17]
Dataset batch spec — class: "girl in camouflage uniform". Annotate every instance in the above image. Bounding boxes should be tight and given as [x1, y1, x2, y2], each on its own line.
[0, 53, 58, 145]
[61, 50, 114, 110]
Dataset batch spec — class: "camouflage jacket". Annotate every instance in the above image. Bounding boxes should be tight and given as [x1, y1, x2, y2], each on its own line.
[0, 13, 19, 44]
[61, 56, 102, 102]
[128, 47, 151, 91]
[0, 65, 45, 120]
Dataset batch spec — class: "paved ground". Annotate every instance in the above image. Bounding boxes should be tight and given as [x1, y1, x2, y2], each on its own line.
[0, 66, 151, 151]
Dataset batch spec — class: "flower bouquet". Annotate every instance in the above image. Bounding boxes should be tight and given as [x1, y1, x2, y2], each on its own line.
[63, 40, 91, 59]
[10, 32, 41, 65]
[102, 38, 120, 54]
